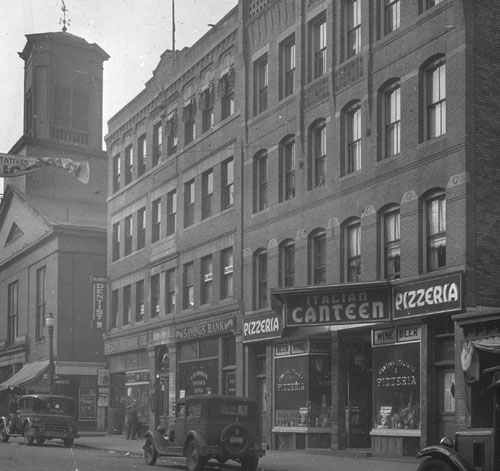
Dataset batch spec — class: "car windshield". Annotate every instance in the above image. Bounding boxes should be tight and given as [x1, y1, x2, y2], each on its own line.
[33, 398, 75, 415]
[207, 400, 253, 418]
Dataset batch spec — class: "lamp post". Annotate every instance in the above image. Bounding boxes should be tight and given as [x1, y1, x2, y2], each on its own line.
[46, 312, 56, 394]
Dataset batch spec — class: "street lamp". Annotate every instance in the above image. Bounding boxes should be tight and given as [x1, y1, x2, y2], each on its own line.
[46, 312, 56, 394]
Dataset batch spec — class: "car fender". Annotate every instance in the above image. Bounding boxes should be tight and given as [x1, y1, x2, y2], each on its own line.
[417, 445, 475, 471]
[145, 429, 170, 454]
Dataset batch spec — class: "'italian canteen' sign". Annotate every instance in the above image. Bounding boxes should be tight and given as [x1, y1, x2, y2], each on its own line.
[283, 284, 390, 327]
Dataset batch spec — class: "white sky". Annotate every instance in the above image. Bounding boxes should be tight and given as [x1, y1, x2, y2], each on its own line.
[0, 0, 237, 152]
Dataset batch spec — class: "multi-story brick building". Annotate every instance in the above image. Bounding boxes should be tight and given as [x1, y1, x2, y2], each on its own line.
[105, 0, 500, 461]
[0, 31, 109, 431]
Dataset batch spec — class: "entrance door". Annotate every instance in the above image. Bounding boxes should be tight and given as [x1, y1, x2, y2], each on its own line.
[257, 377, 267, 447]
[437, 369, 456, 439]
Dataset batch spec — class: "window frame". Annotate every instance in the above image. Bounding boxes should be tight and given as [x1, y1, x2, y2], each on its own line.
[426, 59, 446, 140]
[152, 198, 161, 243]
[221, 157, 234, 210]
[124, 144, 133, 185]
[165, 268, 176, 314]
[280, 240, 295, 287]
[136, 280, 145, 322]
[346, 221, 361, 282]
[112, 153, 121, 192]
[137, 207, 146, 250]
[152, 122, 162, 166]
[254, 151, 268, 213]
[384, 0, 400, 35]
[35, 266, 46, 342]
[254, 249, 268, 309]
[137, 134, 146, 176]
[254, 54, 268, 116]
[280, 35, 296, 99]
[151, 273, 160, 318]
[201, 255, 213, 305]
[166, 112, 178, 156]
[346, 104, 362, 174]
[7, 281, 18, 347]
[167, 189, 177, 236]
[221, 247, 234, 300]
[383, 208, 401, 280]
[112, 221, 120, 261]
[183, 262, 195, 309]
[201, 169, 214, 220]
[124, 215, 133, 256]
[384, 83, 401, 158]
[184, 180, 195, 228]
[111, 289, 119, 328]
[425, 193, 446, 272]
[310, 120, 327, 189]
[279, 136, 296, 202]
[123, 284, 131, 326]
[310, 14, 327, 80]
[346, 0, 362, 59]
[310, 230, 326, 285]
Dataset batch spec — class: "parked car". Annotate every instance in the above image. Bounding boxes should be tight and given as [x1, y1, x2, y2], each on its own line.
[143, 394, 265, 471]
[0, 394, 78, 447]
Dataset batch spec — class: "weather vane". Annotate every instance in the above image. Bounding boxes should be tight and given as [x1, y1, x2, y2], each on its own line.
[59, 0, 71, 32]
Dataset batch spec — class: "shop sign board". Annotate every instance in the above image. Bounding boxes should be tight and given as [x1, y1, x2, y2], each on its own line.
[373, 324, 420, 346]
[91, 275, 108, 329]
[283, 285, 390, 327]
[175, 316, 235, 340]
[393, 272, 463, 319]
[105, 333, 148, 354]
[242, 311, 282, 343]
[126, 370, 149, 385]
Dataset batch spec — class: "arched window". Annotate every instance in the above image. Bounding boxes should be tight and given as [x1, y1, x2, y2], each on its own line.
[309, 229, 326, 285]
[344, 219, 361, 282]
[423, 56, 446, 140]
[279, 136, 296, 202]
[423, 191, 446, 271]
[279, 239, 295, 287]
[254, 249, 268, 309]
[309, 120, 327, 189]
[253, 151, 268, 212]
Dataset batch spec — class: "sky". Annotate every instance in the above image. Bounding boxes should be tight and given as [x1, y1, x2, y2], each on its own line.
[0, 0, 237, 152]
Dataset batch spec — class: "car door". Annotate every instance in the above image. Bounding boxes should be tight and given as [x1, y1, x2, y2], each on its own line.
[174, 402, 186, 446]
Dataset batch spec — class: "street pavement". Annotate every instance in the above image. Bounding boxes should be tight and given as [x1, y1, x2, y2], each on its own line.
[76, 432, 419, 471]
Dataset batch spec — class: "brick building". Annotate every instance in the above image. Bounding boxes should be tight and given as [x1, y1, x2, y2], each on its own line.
[0, 31, 109, 431]
[104, 0, 500, 461]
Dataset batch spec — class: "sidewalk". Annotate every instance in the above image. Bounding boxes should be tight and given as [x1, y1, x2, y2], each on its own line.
[76, 432, 418, 471]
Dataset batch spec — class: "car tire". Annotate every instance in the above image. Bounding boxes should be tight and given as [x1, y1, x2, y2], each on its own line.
[241, 456, 259, 471]
[0, 422, 9, 442]
[185, 439, 207, 471]
[144, 437, 158, 465]
[220, 423, 250, 458]
[36, 437, 45, 446]
[416, 457, 454, 471]
[63, 437, 74, 448]
[24, 424, 34, 446]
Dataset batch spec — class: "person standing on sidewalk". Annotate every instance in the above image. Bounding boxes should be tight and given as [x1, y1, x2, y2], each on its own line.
[126, 401, 139, 440]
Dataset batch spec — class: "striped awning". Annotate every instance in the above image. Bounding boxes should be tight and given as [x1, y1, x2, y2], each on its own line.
[0, 359, 49, 392]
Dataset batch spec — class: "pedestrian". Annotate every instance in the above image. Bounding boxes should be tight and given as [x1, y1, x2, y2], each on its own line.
[126, 401, 139, 440]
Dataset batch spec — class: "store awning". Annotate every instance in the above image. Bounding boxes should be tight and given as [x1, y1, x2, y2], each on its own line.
[0, 359, 49, 392]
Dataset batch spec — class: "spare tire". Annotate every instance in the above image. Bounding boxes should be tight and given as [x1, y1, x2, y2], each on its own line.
[220, 423, 250, 458]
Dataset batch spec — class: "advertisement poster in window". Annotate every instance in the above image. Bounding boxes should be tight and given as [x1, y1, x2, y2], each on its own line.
[178, 359, 219, 396]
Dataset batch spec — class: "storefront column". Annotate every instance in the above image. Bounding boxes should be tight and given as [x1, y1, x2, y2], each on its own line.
[330, 331, 341, 450]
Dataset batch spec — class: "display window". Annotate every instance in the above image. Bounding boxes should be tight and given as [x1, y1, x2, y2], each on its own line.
[79, 387, 97, 419]
[373, 342, 420, 430]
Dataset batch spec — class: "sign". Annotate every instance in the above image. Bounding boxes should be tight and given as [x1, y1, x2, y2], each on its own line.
[175, 316, 235, 340]
[393, 272, 463, 319]
[242, 311, 282, 343]
[126, 370, 149, 385]
[98, 388, 109, 407]
[104, 333, 148, 355]
[97, 369, 109, 387]
[283, 285, 390, 327]
[91, 275, 108, 329]
[373, 325, 421, 346]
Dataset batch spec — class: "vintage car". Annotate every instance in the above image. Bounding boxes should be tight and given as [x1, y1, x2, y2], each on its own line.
[144, 394, 265, 471]
[0, 394, 78, 447]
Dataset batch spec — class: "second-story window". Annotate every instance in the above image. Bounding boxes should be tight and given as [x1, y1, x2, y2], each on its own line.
[166, 111, 178, 156]
[254, 249, 268, 309]
[123, 284, 131, 325]
[346, 104, 362, 174]
[253, 151, 268, 213]
[201, 255, 213, 305]
[111, 289, 119, 328]
[152, 198, 161, 242]
[151, 273, 160, 318]
[310, 230, 326, 285]
[384, 0, 400, 35]
[279, 136, 296, 201]
[202, 169, 214, 220]
[310, 120, 326, 188]
[385, 84, 401, 158]
[112, 153, 121, 192]
[137, 207, 146, 250]
[427, 60, 446, 139]
[165, 268, 176, 314]
[220, 66, 235, 120]
[280, 35, 295, 99]
[384, 209, 401, 280]
[124, 144, 133, 185]
[136, 280, 144, 322]
[280, 240, 295, 287]
[152, 122, 162, 166]
[112, 221, 120, 261]
[346, 0, 361, 59]
[347, 222, 361, 282]
[184, 180, 195, 228]
[254, 54, 268, 116]
[183, 97, 196, 145]
[221, 247, 233, 300]
[138, 134, 146, 176]
[311, 14, 327, 80]
[183, 262, 194, 309]
[426, 193, 446, 271]
[200, 84, 215, 133]
[167, 189, 177, 236]
[124, 215, 133, 255]
[221, 157, 234, 210]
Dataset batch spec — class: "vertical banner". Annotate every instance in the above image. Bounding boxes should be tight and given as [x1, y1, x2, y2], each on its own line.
[91, 275, 108, 329]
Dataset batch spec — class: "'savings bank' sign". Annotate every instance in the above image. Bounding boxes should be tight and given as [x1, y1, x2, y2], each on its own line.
[282, 284, 390, 327]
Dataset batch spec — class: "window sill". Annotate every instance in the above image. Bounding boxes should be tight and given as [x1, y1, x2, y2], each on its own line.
[370, 428, 421, 437]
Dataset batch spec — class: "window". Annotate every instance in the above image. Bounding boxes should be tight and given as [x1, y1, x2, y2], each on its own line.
[426, 194, 446, 271]
[426, 0, 443, 9]
[136, 280, 144, 322]
[111, 289, 119, 328]
[384, 209, 400, 279]
[202, 169, 214, 220]
[167, 189, 177, 236]
[184, 180, 195, 228]
[123, 285, 131, 325]
[165, 268, 176, 314]
[200, 85, 215, 133]
[221, 247, 233, 300]
[220, 67, 235, 120]
[124, 144, 133, 185]
[36, 266, 46, 341]
[166, 112, 178, 155]
[124, 215, 133, 255]
[280, 35, 295, 99]
[280, 240, 295, 287]
[7, 281, 18, 347]
[183, 262, 194, 309]
[152, 198, 161, 242]
[385, 85, 401, 157]
[153, 122, 162, 166]
[311, 15, 326, 80]
[346, 104, 362, 173]
[426, 60, 446, 139]
[384, 0, 400, 34]
[151, 273, 160, 318]
[310, 120, 326, 188]
[201, 255, 213, 305]
[346, 0, 361, 59]
[254, 249, 268, 309]
[310, 230, 326, 285]
[183, 98, 196, 144]
[137, 207, 146, 250]
[254, 54, 268, 115]
[347, 222, 361, 282]
[279, 136, 296, 202]
[253, 151, 268, 212]
[112, 222, 120, 261]
[138, 134, 146, 176]
[112, 153, 121, 192]
[221, 158, 234, 210]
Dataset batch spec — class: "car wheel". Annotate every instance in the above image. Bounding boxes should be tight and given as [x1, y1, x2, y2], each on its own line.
[0, 422, 9, 442]
[185, 439, 207, 471]
[36, 437, 45, 446]
[417, 457, 454, 471]
[144, 437, 158, 465]
[241, 456, 259, 471]
[63, 437, 74, 448]
[24, 425, 34, 446]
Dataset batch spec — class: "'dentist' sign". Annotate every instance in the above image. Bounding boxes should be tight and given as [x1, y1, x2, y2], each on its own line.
[283, 284, 390, 327]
